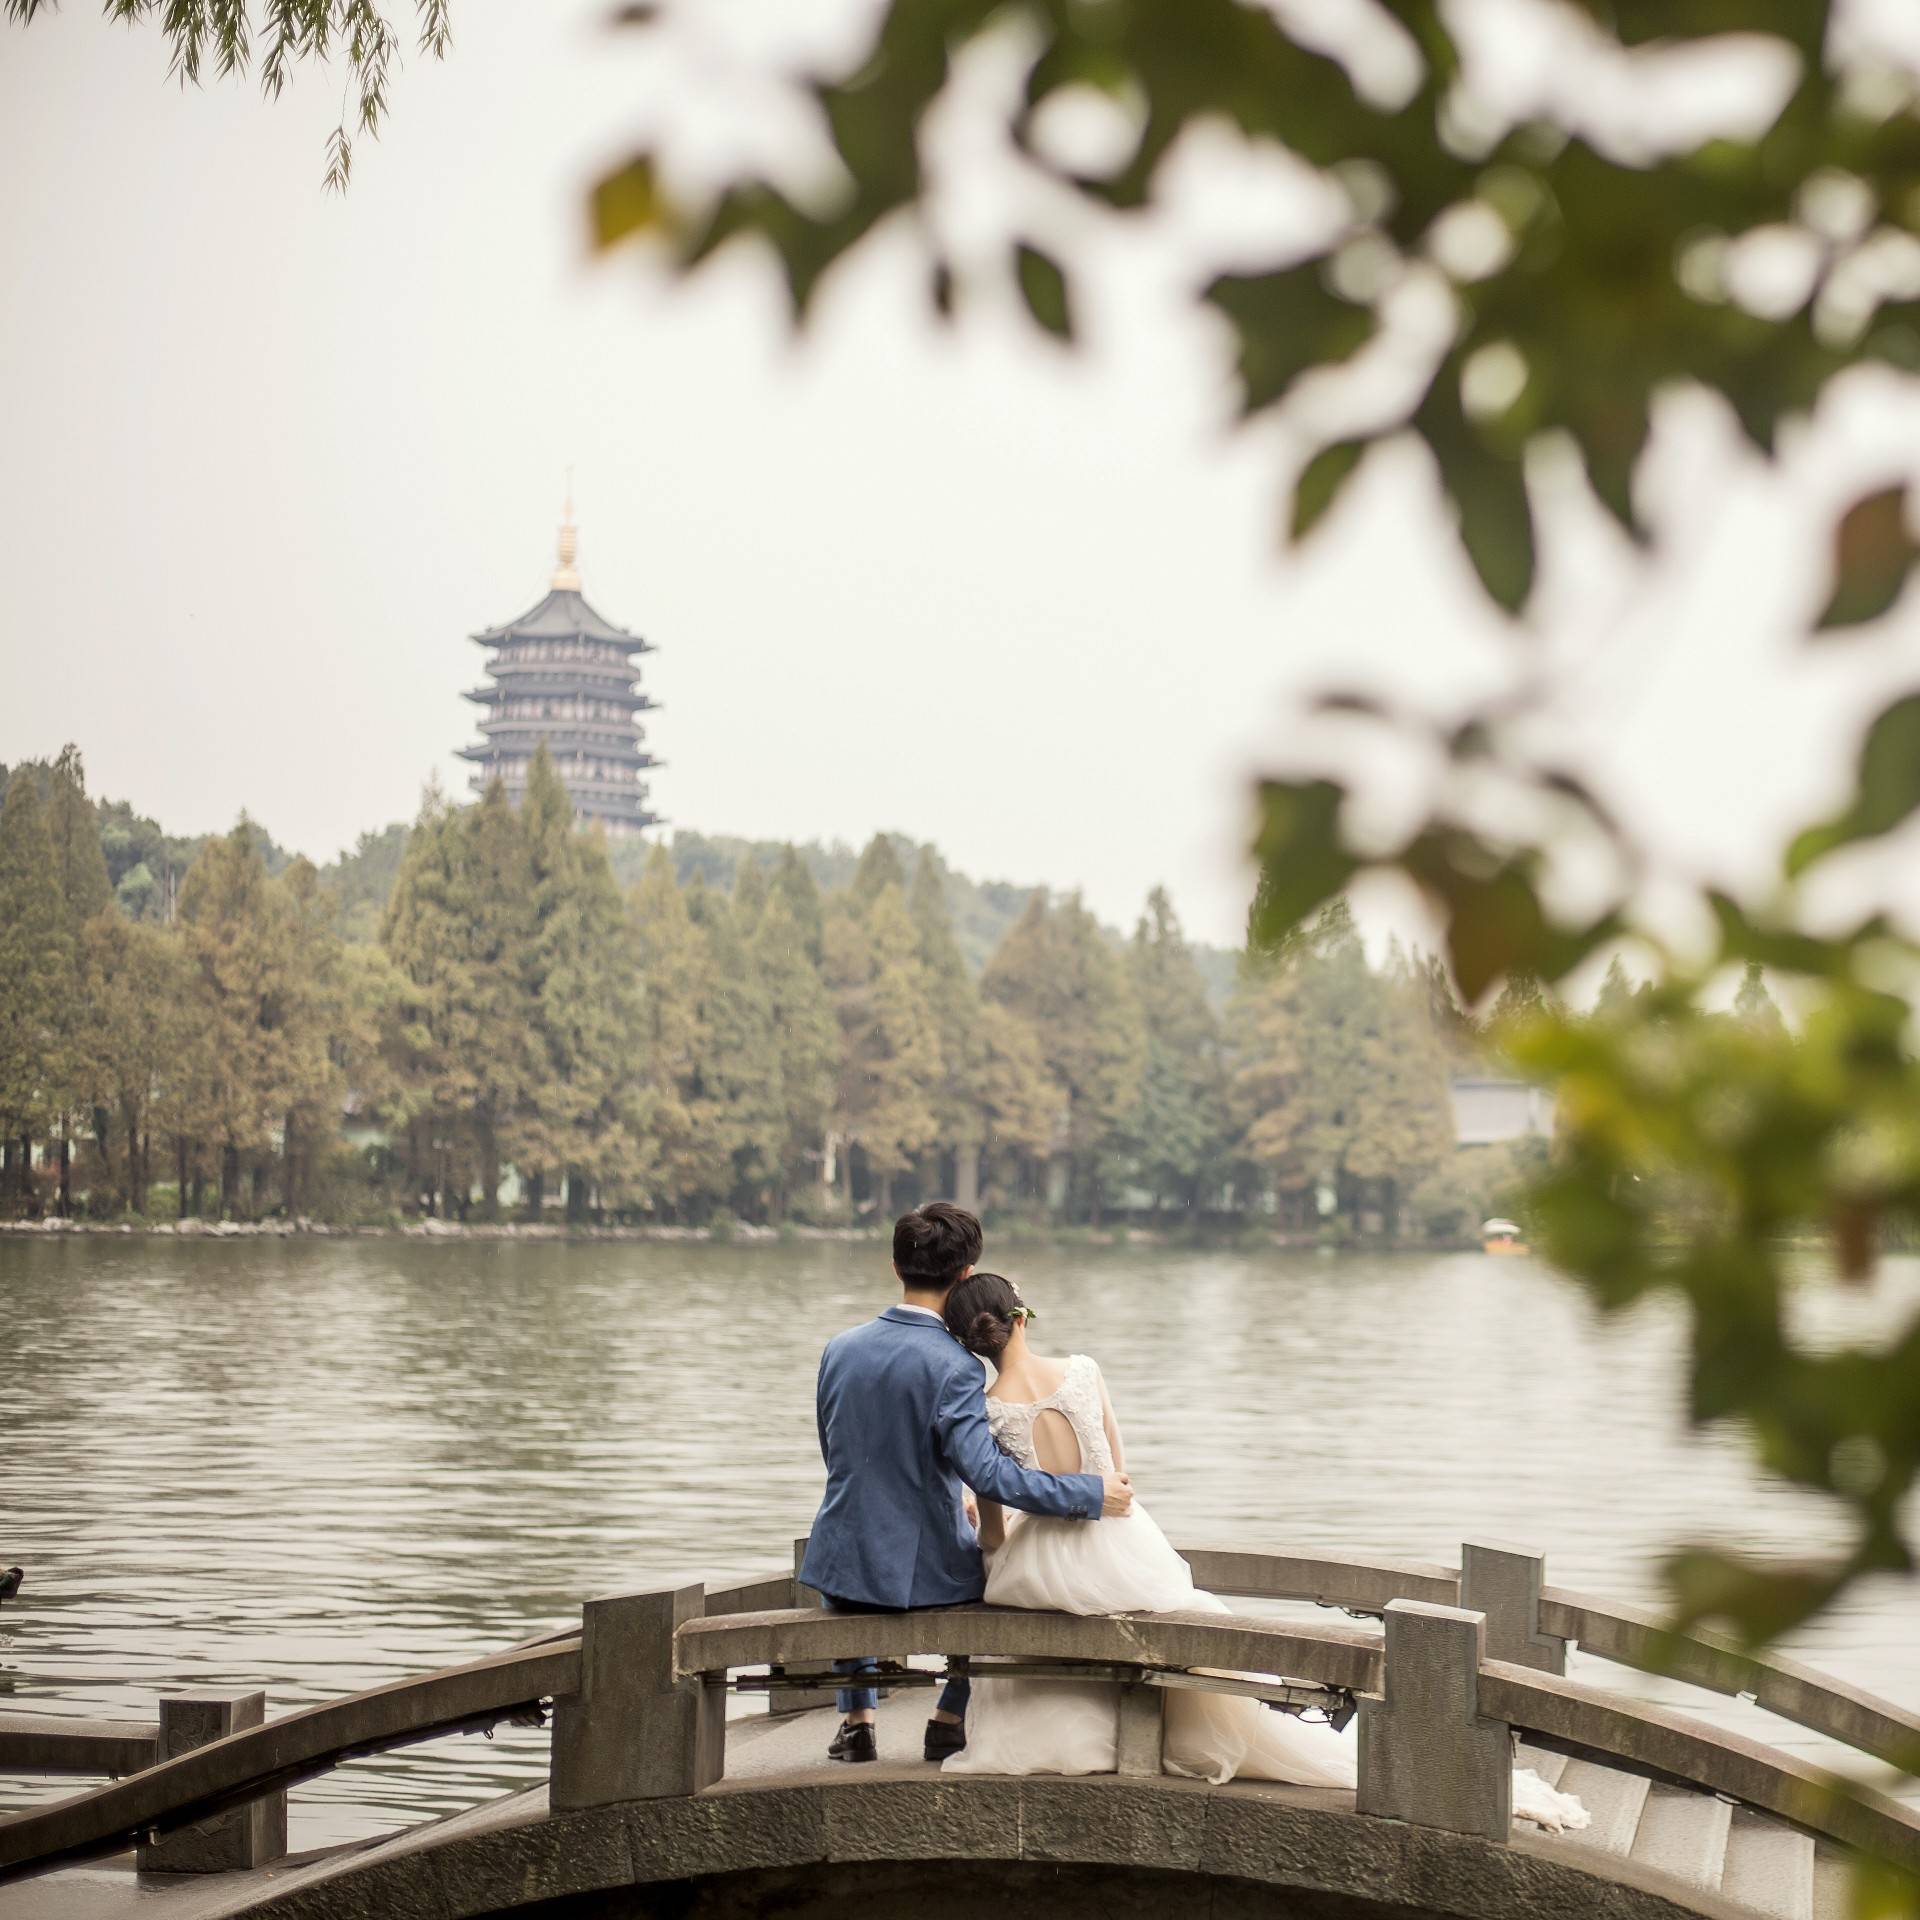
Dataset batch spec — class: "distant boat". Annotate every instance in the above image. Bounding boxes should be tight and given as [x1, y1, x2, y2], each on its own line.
[1481, 1218, 1529, 1255]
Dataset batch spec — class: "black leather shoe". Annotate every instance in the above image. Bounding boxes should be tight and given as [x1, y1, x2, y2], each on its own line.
[828, 1719, 877, 1763]
[923, 1718, 966, 1763]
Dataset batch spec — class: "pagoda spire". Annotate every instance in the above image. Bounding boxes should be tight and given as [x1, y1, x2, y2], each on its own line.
[552, 474, 581, 590]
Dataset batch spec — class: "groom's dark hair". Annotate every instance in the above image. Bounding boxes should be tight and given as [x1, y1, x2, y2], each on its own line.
[893, 1202, 983, 1290]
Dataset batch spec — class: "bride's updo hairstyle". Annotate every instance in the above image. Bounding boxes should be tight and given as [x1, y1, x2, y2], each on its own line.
[944, 1271, 1023, 1361]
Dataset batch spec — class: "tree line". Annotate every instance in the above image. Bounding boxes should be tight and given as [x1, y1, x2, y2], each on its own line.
[0, 746, 1534, 1235]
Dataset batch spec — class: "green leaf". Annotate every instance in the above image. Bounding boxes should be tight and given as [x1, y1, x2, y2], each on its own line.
[680, 184, 856, 319]
[1247, 780, 1357, 955]
[1705, 891, 1886, 976]
[590, 154, 669, 251]
[1289, 439, 1367, 543]
[1205, 263, 1375, 417]
[1786, 694, 1920, 876]
[1662, 1547, 1851, 1650]
[1571, 391, 1651, 543]
[1815, 485, 1920, 632]
[1398, 830, 1616, 999]
[1015, 242, 1073, 342]
[1449, 449, 1532, 613]
[1416, 365, 1535, 614]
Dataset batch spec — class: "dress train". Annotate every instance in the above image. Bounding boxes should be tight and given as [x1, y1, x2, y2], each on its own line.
[941, 1356, 1588, 1833]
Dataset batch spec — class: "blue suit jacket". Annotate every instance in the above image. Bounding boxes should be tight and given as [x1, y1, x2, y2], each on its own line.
[800, 1305, 1105, 1610]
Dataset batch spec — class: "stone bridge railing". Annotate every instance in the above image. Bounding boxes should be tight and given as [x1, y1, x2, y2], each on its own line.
[2, 1540, 1916, 1893]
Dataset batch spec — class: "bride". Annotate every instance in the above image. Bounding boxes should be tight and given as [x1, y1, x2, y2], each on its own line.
[938, 1272, 1589, 1832]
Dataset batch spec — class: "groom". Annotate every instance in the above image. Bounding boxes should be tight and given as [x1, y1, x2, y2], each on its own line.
[800, 1201, 1134, 1763]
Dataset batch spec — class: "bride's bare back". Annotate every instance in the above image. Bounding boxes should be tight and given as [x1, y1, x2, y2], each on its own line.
[986, 1351, 1127, 1479]
[989, 1353, 1075, 1469]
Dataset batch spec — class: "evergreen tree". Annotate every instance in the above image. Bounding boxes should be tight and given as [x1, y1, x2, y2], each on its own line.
[753, 891, 839, 1217]
[0, 776, 69, 1209]
[276, 857, 354, 1217]
[459, 781, 542, 1214]
[176, 822, 305, 1217]
[909, 848, 989, 1208]
[518, 748, 646, 1221]
[1344, 942, 1456, 1237]
[629, 844, 729, 1214]
[688, 879, 784, 1215]
[381, 795, 467, 1212]
[730, 855, 770, 933]
[1234, 912, 1457, 1238]
[41, 747, 114, 1214]
[973, 1001, 1061, 1209]
[146, 917, 222, 1221]
[1282, 901, 1373, 1225]
[1594, 955, 1638, 1020]
[1488, 970, 1549, 1031]
[849, 833, 908, 908]
[329, 936, 407, 1210]
[45, 746, 112, 925]
[1121, 887, 1228, 1213]
[514, 749, 572, 1211]
[772, 845, 825, 963]
[1419, 949, 1477, 1063]
[827, 883, 941, 1214]
[983, 892, 1143, 1221]
[1224, 948, 1310, 1221]
[78, 914, 189, 1213]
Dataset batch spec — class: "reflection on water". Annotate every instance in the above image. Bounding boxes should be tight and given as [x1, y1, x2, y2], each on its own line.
[2, 1237, 1915, 1846]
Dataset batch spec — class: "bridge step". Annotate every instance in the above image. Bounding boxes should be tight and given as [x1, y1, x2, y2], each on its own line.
[1515, 1742, 1568, 1788]
[1552, 1759, 1651, 1856]
[1721, 1807, 1815, 1920]
[1629, 1785, 1732, 1891]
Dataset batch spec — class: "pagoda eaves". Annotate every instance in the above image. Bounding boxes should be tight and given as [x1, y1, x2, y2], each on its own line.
[458, 500, 663, 834]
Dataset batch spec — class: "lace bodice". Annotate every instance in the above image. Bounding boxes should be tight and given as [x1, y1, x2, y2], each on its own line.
[987, 1353, 1114, 1474]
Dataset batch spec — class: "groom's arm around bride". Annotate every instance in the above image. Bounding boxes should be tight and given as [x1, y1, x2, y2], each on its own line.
[798, 1202, 1131, 1765]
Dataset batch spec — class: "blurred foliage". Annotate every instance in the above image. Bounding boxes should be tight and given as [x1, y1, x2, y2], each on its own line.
[583, 0, 1920, 1685]
[1244, 692, 1920, 1674]
[6, 0, 451, 187]
[592, 0, 1920, 621]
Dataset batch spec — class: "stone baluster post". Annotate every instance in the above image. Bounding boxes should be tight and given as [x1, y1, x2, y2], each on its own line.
[1460, 1540, 1567, 1675]
[136, 1691, 287, 1874]
[769, 1536, 840, 1717]
[1114, 1681, 1166, 1776]
[550, 1583, 725, 1809]
[1357, 1600, 1511, 1842]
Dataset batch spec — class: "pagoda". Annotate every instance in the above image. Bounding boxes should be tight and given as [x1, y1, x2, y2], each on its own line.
[459, 499, 661, 833]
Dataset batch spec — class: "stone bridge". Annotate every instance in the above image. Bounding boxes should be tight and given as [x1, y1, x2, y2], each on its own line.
[2, 1541, 1915, 1920]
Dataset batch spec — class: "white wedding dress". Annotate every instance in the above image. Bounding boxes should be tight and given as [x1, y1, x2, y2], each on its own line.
[943, 1354, 1590, 1833]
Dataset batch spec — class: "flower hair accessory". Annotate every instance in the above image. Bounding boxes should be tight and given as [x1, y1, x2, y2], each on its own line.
[1009, 1298, 1037, 1326]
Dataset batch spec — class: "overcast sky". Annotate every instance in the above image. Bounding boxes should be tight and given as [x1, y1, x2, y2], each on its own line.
[5, 0, 1920, 950]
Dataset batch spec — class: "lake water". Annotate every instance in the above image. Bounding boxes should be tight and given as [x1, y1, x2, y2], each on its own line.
[2, 1236, 1915, 1848]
